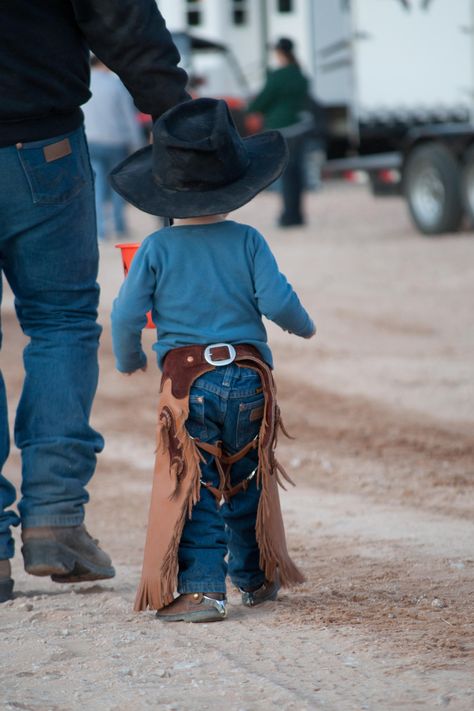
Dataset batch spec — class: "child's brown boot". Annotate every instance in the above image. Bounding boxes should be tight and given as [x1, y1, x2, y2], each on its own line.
[156, 592, 227, 622]
[240, 574, 280, 607]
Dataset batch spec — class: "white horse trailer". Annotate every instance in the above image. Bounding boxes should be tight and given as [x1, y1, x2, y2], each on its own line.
[314, 0, 474, 235]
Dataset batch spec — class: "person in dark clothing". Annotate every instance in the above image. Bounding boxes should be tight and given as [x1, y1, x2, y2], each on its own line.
[247, 37, 310, 227]
[0, 0, 189, 603]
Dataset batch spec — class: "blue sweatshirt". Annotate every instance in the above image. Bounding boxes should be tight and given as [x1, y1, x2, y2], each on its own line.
[111, 220, 315, 372]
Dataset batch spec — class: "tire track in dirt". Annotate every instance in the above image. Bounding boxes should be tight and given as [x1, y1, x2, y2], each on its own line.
[273, 375, 474, 518]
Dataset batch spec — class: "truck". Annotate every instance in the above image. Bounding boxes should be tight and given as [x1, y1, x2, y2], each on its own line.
[313, 0, 474, 235]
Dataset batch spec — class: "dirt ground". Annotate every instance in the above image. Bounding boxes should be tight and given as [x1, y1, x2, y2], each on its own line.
[1, 185, 474, 710]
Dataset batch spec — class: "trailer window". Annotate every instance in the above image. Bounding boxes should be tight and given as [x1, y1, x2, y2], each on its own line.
[186, 0, 202, 27]
[277, 0, 293, 12]
[232, 0, 248, 26]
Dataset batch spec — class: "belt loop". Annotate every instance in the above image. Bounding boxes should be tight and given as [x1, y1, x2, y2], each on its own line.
[223, 364, 234, 388]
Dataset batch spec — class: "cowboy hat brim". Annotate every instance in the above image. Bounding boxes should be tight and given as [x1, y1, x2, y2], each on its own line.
[109, 130, 288, 218]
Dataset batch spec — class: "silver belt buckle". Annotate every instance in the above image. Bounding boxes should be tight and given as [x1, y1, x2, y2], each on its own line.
[204, 343, 236, 367]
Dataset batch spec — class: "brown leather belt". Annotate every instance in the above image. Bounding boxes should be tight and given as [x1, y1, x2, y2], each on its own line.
[164, 342, 261, 369]
[161, 343, 265, 400]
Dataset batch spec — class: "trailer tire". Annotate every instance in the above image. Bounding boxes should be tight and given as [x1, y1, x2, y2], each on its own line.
[461, 145, 474, 228]
[404, 143, 463, 235]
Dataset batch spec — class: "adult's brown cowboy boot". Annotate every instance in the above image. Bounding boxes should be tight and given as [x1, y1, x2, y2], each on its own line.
[0, 559, 14, 602]
[155, 593, 227, 623]
[21, 524, 115, 583]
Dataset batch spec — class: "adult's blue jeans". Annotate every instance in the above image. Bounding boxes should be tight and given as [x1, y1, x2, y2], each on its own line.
[0, 127, 104, 561]
[178, 364, 266, 594]
[88, 142, 128, 240]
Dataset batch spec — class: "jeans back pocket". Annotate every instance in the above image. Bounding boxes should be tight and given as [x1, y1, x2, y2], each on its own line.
[17, 130, 89, 205]
[235, 395, 265, 450]
[186, 394, 208, 441]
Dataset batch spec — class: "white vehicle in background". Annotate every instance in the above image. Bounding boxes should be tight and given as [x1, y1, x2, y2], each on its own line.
[315, 0, 474, 235]
[161, 0, 474, 235]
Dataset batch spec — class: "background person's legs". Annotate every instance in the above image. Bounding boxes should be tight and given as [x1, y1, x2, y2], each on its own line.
[109, 147, 129, 237]
[89, 143, 129, 240]
[88, 142, 108, 240]
[279, 134, 306, 227]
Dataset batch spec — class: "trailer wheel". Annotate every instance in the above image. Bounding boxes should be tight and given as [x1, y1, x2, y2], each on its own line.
[461, 145, 474, 227]
[404, 143, 463, 235]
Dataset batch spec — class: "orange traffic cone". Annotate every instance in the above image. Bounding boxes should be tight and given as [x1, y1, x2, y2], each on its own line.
[115, 243, 155, 329]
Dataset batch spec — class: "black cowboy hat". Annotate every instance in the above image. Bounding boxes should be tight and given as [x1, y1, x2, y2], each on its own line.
[110, 98, 288, 218]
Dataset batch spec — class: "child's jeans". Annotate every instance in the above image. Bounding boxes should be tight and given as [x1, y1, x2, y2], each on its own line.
[178, 364, 266, 594]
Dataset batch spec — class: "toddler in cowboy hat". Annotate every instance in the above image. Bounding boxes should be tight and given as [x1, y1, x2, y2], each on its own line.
[110, 98, 315, 622]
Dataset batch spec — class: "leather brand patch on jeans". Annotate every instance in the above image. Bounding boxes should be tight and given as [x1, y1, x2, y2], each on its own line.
[43, 137, 72, 162]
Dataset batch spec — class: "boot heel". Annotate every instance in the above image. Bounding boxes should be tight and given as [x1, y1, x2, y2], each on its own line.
[22, 541, 74, 577]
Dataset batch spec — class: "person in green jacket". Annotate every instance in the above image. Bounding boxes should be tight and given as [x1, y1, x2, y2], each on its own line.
[247, 37, 309, 227]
